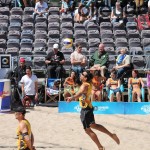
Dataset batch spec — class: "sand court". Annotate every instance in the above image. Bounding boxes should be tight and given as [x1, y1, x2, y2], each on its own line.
[0, 106, 150, 150]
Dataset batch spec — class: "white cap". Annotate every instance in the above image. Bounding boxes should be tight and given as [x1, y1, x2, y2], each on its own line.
[53, 44, 59, 49]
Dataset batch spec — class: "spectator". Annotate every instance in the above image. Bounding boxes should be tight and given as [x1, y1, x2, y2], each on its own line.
[134, 0, 144, 12]
[128, 70, 144, 102]
[104, 0, 111, 7]
[20, 66, 38, 104]
[74, 3, 88, 23]
[45, 44, 65, 78]
[34, 0, 48, 19]
[14, 58, 26, 87]
[90, 43, 109, 77]
[113, 48, 131, 79]
[60, 0, 75, 15]
[110, 1, 127, 24]
[145, 70, 150, 101]
[83, 2, 98, 28]
[148, 0, 150, 13]
[70, 43, 87, 77]
[63, 71, 76, 99]
[91, 70, 106, 101]
[106, 70, 121, 102]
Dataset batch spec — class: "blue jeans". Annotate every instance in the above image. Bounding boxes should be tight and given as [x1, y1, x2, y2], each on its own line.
[72, 66, 84, 77]
[117, 67, 131, 78]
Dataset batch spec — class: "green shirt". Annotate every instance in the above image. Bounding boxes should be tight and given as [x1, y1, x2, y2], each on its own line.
[90, 51, 109, 67]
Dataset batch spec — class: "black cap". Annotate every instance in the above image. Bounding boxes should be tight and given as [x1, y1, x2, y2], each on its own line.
[13, 107, 26, 115]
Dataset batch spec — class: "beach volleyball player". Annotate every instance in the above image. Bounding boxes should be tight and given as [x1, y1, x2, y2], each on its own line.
[66, 70, 120, 150]
[14, 107, 35, 150]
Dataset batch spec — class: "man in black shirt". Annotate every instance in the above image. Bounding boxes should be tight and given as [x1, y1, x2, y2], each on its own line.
[14, 58, 26, 85]
[45, 44, 65, 78]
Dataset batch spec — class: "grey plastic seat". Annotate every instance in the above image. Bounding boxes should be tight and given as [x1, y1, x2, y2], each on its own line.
[141, 30, 150, 39]
[35, 30, 47, 40]
[34, 39, 47, 51]
[142, 38, 150, 48]
[47, 38, 60, 48]
[35, 22, 47, 31]
[108, 56, 116, 70]
[116, 47, 129, 54]
[130, 47, 143, 55]
[35, 15, 47, 23]
[61, 14, 72, 23]
[100, 30, 113, 39]
[144, 47, 150, 55]
[0, 7, 9, 16]
[19, 48, 33, 55]
[0, 15, 9, 24]
[132, 56, 146, 69]
[20, 39, 33, 49]
[100, 22, 112, 30]
[129, 38, 141, 48]
[0, 48, 5, 54]
[104, 47, 115, 55]
[0, 39, 6, 49]
[9, 15, 22, 24]
[24, 7, 34, 15]
[6, 48, 19, 56]
[22, 22, 34, 31]
[0, 31, 6, 39]
[48, 7, 60, 15]
[89, 47, 98, 55]
[88, 38, 100, 48]
[88, 30, 100, 39]
[7, 39, 20, 49]
[48, 30, 60, 39]
[0, 23, 8, 32]
[102, 38, 114, 47]
[22, 15, 34, 23]
[8, 22, 21, 31]
[75, 30, 86, 39]
[61, 22, 73, 31]
[48, 22, 60, 31]
[48, 15, 60, 23]
[61, 30, 73, 39]
[114, 30, 126, 39]
[61, 46, 73, 54]
[33, 56, 46, 69]
[8, 30, 20, 40]
[74, 23, 85, 31]
[87, 22, 99, 31]
[126, 22, 137, 31]
[11, 7, 23, 15]
[127, 30, 140, 39]
[113, 22, 125, 31]
[21, 30, 34, 40]
[115, 38, 128, 48]
[75, 38, 88, 48]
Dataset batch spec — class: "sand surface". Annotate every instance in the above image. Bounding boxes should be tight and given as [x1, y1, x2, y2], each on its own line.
[0, 106, 150, 150]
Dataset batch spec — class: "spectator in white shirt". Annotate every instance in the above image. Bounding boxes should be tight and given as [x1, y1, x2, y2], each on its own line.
[20, 66, 38, 104]
[34, 0, 48, 19]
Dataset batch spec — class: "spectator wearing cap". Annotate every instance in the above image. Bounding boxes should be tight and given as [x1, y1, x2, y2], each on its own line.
[14, 58, 27, 86]
[45, 44, 65, 78]
[70, 43, 87, 77]
[14, 107, 35, 150]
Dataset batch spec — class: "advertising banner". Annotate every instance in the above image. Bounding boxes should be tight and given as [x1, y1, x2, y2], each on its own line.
[58, 102, 150, 115]
[0, 79, 11, 112]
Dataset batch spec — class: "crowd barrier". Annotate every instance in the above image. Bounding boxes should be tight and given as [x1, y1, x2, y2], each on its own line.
[58, 101, 150, 115]
[0, 79, 11, 112]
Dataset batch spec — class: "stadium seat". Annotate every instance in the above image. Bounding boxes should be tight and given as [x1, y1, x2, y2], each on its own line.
[61, 47, 73, 55]
[88, 38, 100, 48]
[0, 7, 9, 16]
[104, 47, 115, 55]
[20, 39, 33, 49]
[74, 23, 85, 31]
[48, 14, 60, 23]
[9, 15, 22, 24]
[0, 31, 7, 40]
[141, 30, 150, 39]
[61, 14, 72, 23]
[8, 22, 21, 31]
[21, 30, 34, 40]
[126, 22, 137, 31]
[33, 56, 46, 69]
[144, 47, 150, 55]
[108, 55, 116, 70]
[115, 38, 128, 48]
[113, 22, 125, 31]
[11, 7, 23, 16]
[114, 30, 126, 39]
[132, 56, 146, 69]
[33, 39, 47, 52]
[116, 47, 129, 54]
[61, 30, 73, 39]
[24, 7, 34, 15]
[35, 30, 47, 40]
[22, 22, 34, 31]
[142, 38, 150, 49]
[0, 15, 9, 24]
[8, 30, 20, 40]
[88, 30, 100, 39]
[100, 22, 112, 30]
[47, 38, 60, 49]
[48, 30, 60, 39]
[19, 48, 33, 56]
[100, 30, 113, 39]
[74, 30, 87, 39]
[35, 22, 47, 31]
[22, 15, 34, 23]
[48, 22, 60, 31]
[130, 47, 143, 55]
[102, 38, 114, 47]
[6, 48, 18, 56]
[61, 22, 73, 31]
[75, 38, 88, 48]
[129, 38, 141, 48]
[87, 22, 99, 31]
[7, 39, 20, 49]
[35, 15, 47, 23]
[0, 23, 8, 32]
[127, 30, 140, 39]
[48, 7, 60, 15]
[0, 48, 5, 54]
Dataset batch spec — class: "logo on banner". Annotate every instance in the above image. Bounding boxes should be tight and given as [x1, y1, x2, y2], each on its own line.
[1, 56, 11, 68]
[74, 105, 81, 112]
[141, 105, 150, 114]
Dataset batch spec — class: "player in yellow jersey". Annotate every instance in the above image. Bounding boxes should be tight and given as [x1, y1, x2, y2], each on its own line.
[14, 107, 35, 150]
[66, 70, 120, 150]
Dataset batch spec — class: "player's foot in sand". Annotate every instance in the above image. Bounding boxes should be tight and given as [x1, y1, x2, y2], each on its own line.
[99, 147, 105, 150]
[111, 134, 120, 145]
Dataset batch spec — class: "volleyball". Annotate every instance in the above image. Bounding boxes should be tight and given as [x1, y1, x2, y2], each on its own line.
[63, 38, 73, 48]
